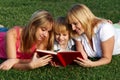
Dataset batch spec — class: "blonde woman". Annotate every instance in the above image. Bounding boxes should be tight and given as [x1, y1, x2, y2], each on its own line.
[66, 4, 120, 67]
[0, 10, 54, 70]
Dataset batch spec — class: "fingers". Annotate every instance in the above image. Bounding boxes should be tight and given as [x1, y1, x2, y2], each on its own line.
[107, 20, 113, 24]
[50, 61, 60, 67]
[50, 61, 54, 66]
[33, 52, 38, 59]
[0, 64, 10, 70]
[74, 59, 83, 65]
[40, 55, 52, 59]
[50, 61, 56, 66]
[74, 57, 86, 67]
[76, 57, 84, 62]
[39, 55, 52, 65]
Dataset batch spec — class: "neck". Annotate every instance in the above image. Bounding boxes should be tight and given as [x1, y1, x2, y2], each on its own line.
[60, 43, 68, 50]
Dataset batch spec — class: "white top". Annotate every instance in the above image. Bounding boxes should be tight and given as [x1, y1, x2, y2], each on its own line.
[54, 39, 76, 51]
[75, 22, 120, 58]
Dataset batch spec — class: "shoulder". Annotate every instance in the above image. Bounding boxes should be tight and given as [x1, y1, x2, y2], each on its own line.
[96, 22, 115, 41]
[99, 22, 113, 29]
[96, 22, 113, 31]
[94, 21, 114, 33]
[6, 26, 22, 38]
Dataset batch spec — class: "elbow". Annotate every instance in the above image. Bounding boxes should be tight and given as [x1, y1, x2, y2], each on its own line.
[106, 57, 112, 64]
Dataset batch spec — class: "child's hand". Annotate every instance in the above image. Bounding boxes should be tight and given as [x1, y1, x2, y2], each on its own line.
[0, 59, 19, 70]
[107, 19, 113, 24]
[50, 61, 60, 67]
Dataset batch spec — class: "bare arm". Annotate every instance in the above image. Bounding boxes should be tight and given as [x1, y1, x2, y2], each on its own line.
[74, 36, 114, 67]
[0, 27, 52, 70]
[90, 36, 114, 67]
[6, 28, 18, 58]
[0, 28, 20, 70]
[12, 35, 52, 70]
[13, 53, 52, 70]
[75, 40, 88, 59]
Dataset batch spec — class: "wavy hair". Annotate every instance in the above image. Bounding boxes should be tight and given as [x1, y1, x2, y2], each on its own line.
[67, 4, 103, 39]
[20, 10, 54, 52]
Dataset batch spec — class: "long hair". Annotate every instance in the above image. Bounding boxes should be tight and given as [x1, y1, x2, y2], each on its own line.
[67, 4, 103, 40]
[20, 10, 54, 52]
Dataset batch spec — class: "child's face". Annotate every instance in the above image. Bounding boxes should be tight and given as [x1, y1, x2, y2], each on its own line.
[55, 31, 69, 45]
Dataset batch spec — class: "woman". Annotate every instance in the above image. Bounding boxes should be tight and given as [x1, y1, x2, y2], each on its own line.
[0, 10, 54, 70]
[66, 4, 120, 67]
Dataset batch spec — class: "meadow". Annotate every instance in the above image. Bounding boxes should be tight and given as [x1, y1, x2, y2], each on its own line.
[0, 0, 120, 80]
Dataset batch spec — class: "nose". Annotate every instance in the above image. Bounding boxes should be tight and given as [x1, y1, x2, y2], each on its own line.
[71, 24, 76, 30]
[43, 31, 48, 37]
[59, 35, 63, 39]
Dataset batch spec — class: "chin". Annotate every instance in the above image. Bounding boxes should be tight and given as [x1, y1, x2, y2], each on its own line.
[58, 42, 63, 45]
[37, 39, 42, 42]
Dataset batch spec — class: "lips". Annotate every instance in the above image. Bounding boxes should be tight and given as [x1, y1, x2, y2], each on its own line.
[76, 29, 81, 35]
[58, 40, 64, 44]
[38, 35, 43, 41]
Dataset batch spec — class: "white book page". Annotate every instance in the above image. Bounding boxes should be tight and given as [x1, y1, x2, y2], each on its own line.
[36, 49, 57, 54]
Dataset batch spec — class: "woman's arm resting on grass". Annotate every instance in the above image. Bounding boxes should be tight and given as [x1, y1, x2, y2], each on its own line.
[0, 28, 19, 70]
[13, 53, 52, 70]
[74, 36, 114, 67]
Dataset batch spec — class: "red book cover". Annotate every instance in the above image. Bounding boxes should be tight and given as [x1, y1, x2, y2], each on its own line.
[36, 49, 84, 67]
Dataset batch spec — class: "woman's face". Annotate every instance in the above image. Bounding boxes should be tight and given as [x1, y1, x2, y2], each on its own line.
[55, 31, 69, 46]
[35, 22, 52, 42]
[70, 18, 84, 35]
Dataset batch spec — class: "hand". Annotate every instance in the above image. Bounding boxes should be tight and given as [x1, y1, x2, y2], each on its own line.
[107, 19, 113, 24]
[0, 59, 19, 70]
[74, 57, 93, 67]
[29, 52, 52, 69]
[50, 61, 60, 67]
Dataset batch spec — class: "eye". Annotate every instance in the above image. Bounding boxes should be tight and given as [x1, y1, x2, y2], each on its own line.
[55, 33, 60, 35]
[63, 34, 67, 36]
[41, 27, 46, 31]
[73, 22, 77, 25]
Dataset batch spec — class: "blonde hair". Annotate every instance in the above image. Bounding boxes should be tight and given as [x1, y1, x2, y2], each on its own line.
[21, 10, 54, 52]
[67, 4, 103, 39]
[54, 17, 71, 39]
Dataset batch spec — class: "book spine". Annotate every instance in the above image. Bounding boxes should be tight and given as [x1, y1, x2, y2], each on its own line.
[57, 54, 66, 67]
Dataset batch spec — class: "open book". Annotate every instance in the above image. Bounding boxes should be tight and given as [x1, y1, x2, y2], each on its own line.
[36, 49, 84, 67]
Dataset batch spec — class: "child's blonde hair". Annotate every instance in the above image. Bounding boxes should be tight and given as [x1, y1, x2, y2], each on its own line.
[54, 16, 71, 39]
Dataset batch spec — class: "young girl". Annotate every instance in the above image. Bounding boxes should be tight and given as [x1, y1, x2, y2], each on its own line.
[0, 10, 54, 70]
[54, 16, 76, 51]
[66, 4, 120, 67]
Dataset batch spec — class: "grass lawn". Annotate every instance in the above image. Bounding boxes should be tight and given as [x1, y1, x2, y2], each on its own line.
[0, 0, 120, 80]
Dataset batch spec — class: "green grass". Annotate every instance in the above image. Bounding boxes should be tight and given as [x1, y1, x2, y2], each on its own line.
[0, 0, 120, 80]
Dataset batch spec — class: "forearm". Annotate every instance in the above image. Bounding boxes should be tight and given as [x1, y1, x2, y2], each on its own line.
[91, 57, 112, 67]
[13, 62, 32, 70]
[76, 41, 88, 59]
[91, 36, 114, 67]
[18, 59, 31, 63]
[12, 59, 33, 70]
